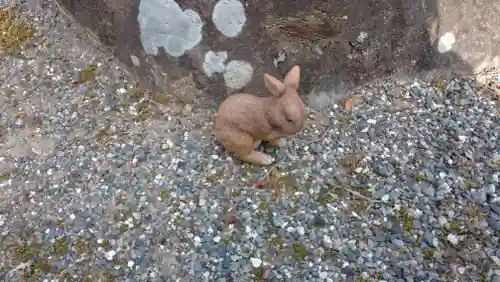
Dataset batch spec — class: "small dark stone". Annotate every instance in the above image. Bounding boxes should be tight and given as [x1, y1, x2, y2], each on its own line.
[490, 203, 500, 215]
[312, 215, 326, 227]
[340, 267, 355, 275]
[487, 216, 500, 230]
[373, 162, 394, 177]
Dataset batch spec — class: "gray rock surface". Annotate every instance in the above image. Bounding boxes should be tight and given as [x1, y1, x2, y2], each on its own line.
[55, 0, 500, 104]
[0, 1, 500, 282]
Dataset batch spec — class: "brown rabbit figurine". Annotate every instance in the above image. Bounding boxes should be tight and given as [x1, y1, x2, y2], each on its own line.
[215, 65, 307, 166]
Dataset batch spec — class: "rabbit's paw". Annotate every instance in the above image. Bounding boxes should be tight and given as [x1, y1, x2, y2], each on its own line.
[239, 151, 275, 166]
[258, 153, 275, 166]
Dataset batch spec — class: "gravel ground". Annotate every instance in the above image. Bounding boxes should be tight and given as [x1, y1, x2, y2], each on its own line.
[1, 1, 500, 282]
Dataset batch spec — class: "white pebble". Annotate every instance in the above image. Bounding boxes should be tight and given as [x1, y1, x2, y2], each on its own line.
[490, 255, 500, 266]
[245, 225, 253, 234]
[446, 233, 458, 245]
[381, 194, 390, 202]
[319, 271, 328, 279]
[127, 260, 135, 268]
[194, 236, 201, 247]
[438, 216, 448, 227]
[213, 236, 221, 243]
[296, 226, 305, 236]
[162, 139, 175, 150]
[105, 250, 116, 261]
[322, 235, 333, 248]
[231, 255, 240, 261]
[437, 32, 456, 53]
[198, 198, 206, 206]
[366, 119, 377, 124]
[250, 257, 262, 268]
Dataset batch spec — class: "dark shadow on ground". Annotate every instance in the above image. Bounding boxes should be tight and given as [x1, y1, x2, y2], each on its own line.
[300, 0, 473, 107]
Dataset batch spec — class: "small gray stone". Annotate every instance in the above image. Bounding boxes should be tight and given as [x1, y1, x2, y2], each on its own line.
[422, 185, 435, 197]
[422, 231, 438, 248]
[491, 276, 500, 282]
[491, 203, 500, 215]
[322, 235, 333, 249]
[411, 183, 423, 193]
[373, 162, 394, 177]
[488, 217, 500, 230]
[472, 189, 487, 203]
[485, 184, 496, 195]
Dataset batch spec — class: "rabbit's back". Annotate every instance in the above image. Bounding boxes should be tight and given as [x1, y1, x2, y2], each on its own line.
[216, 93, 275, 140]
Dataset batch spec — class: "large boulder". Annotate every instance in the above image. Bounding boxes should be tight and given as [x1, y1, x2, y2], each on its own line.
[57, 0, 500, 106]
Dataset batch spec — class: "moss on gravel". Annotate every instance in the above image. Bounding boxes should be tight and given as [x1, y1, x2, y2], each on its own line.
[0, 7, 34, 55]
[412, 172, 427, 182]
[0, 171, 11, 181]
[397, 206, 413, 233]
[5, 234, 120, 281]
[74, 63, 97, 84]
[292, 242, 308, 260]
[269, 235, 283, 248]
[251, 265, 264, 281]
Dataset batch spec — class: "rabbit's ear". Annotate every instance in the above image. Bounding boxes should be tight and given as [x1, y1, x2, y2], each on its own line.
[283, 65, 300, 90]
[264, 73, 286, 96]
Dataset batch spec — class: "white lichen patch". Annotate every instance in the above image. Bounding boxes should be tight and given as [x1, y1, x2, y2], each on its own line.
[273, 50, 286, 67]
[437, 32, 456, 53]
[212, 0, 246, 38]
[138, 0, 203, 57]
[203, 51, 228, 77]
[223, 60, 253, 89]
[357, 31, 368, 43]
[130, 55, 140, 66]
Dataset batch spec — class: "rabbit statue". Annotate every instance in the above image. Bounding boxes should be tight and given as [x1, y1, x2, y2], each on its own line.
[215, 65, 307, 165]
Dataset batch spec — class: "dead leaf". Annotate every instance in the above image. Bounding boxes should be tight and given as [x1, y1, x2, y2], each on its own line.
[272, 178, 280, 200]
[254, 179, 268, 189]
[74, 64, 97, 85]
[254, 172, 281, 200]
[227, 213, 237, 225]
[152, 91, 170, 105]
[344, 95, 362, 110]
